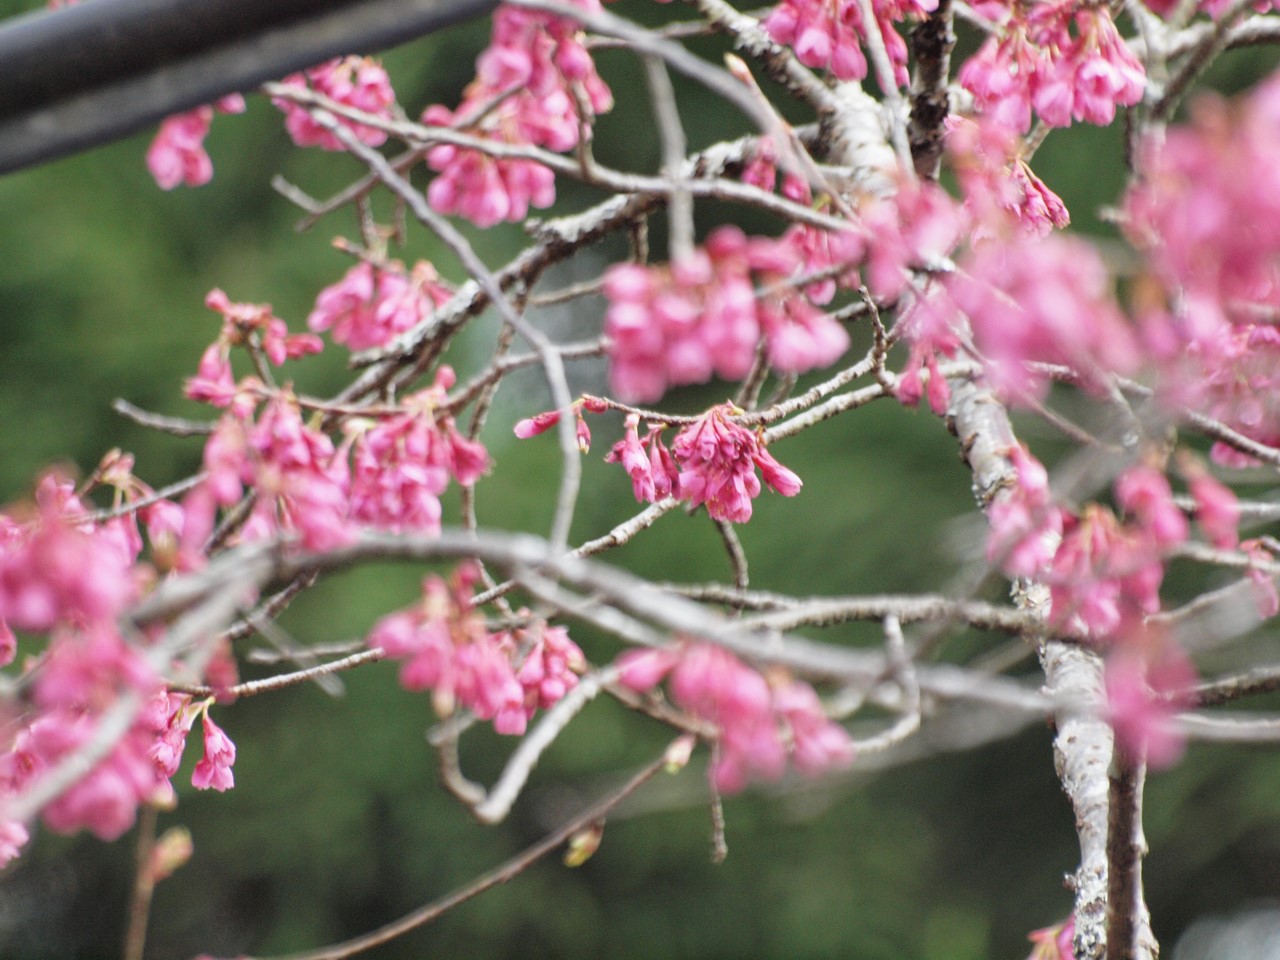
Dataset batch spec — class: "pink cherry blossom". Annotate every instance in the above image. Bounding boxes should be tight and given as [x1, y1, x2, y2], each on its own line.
[987, 444, 1063, 578]
[672, 405, 802, 523]
[145, 95, 244, 191]
[614, 642, 852, 792]
[1185, 463, 1240, 550]
[368, 567, 579, 733]
[1105, 644, 1195, 769]
[1027, 917, 1075, 960]
[191, 713, 236, 792]
[274, 57, 396, 151]
[603, 226, 853, 402]
[308, 260, 452, 351]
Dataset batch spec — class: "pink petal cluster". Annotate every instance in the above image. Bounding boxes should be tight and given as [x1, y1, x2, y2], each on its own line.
[349, 373, 490, 535]
[201, 394, 354, 552]
[368, 566, 583, 735]
[763, 0, 937, 85]
[987, 444, 1064, 578]
[947, 115, 1070, 238]
[944, 233, 1140, 405]
[603, 225, 854, 403]
[423, 0, 612, 226]
[617, 644, 854, 793]
[1125, 77, 1280, 463]
[146, 95, 245, 190]
[1105, 642, 1196, 769]
[274, 57, 396, 151]
[0, 641, 176, 858]
[0, 477, 135, 634]
[1046, 464, 1189, 642]
[187, 288, 322, 407]
[959, 4, 1143, 132]
[191, 713, 236, 792]
[307, 260, 453, 352]
[605, 406, 802, 523]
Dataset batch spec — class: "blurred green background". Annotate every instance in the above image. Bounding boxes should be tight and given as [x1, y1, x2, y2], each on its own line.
[2, 1, 1280, 958]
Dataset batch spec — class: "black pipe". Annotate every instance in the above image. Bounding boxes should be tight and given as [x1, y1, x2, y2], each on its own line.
[0, 0, 498, 174]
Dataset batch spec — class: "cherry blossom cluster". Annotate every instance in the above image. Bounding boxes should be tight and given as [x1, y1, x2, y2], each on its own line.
[763, 0, 937, 85]
[1125, 76, 1280, 463]
[272, 57, 398, 151]
[617, 643, 854, 793]
[602, 225, 855, 403]
[987, 449, 1246, 765]
[946, 116, 1070, 238]
[423, 0, 613, 226]
[368, 564, 585, 735]
[958, 2, 1144, 132]
[306, 259, 453, 352]
[608, 405, 803, 523]
[146, 95, 246, 191]
[0, 472, 238, 865]
[191, 368, 487, 552]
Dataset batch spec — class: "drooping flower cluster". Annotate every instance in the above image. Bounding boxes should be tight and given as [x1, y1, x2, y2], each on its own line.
[423, 0, 612, 226]
[348, 370, 490, 535]
[763, 0, 938, 85]
[985, 451, 1245, 766]
[924, 232, 1139, 406]
[603, 225, 854, 403]
[617, 643, 854, 793]
[602, 406, 802, 523]
[307, 260, 453, 352]
[958, 2, 1144, 132]
[146, 95, 246, 191]
[1125, 78, 1280, 464]
[273, 57, 397, 151]
[946, 115, 1070, 238]
[368, 564, 584, 735]
[186, 288, 323, 407]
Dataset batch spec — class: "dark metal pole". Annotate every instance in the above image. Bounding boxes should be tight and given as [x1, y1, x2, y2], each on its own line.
[0, 0, 498, 174]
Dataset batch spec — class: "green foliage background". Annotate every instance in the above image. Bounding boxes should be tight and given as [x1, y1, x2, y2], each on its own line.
[1, 2, 1280, 957]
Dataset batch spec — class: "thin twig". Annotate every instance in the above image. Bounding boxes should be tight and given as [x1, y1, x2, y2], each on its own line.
[249, 749, 675, 960]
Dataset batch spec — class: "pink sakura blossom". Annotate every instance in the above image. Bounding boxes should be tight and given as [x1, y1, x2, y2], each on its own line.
[959, 4, 1143, 132]
[145, 95, 245, 191]
[368, 567, 581, 733]
[604, 415, 681, 503]
[604, 406, 801, 523]
[0, 819, 28, 867]
[603, 226, 852, 403]
[349, 375, 491, 535]
[945, 233, 1139, 404]
[198, 394, 353, 552]
[672, 406, 801, 522]
[1044, 464, 1190, 644]
[147, 692, 196, 779]
[274, 57, 396, 151]
[1182, 460, 1240, 550]
[987, 444, 1064, 578]
[617, 643, 853, 793]
[763, 0, 936, 85]
[307, 260, 453, 352]
[191, 713, 236, 792]
[1027, 917, 1075, 960]
[187, 289, 321, 407]
[1114, 464, 1189, 550]
[0, 619, 14, 668]
[0, 487, 135, 633]
[947, 116, 1070, 238]
[1105, 642, 1195, 769]
[422, 0, 612, 226]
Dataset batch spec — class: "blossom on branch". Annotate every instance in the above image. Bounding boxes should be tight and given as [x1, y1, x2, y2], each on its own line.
[617, 643, 853, 793]
[274, 57, 396, 151]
